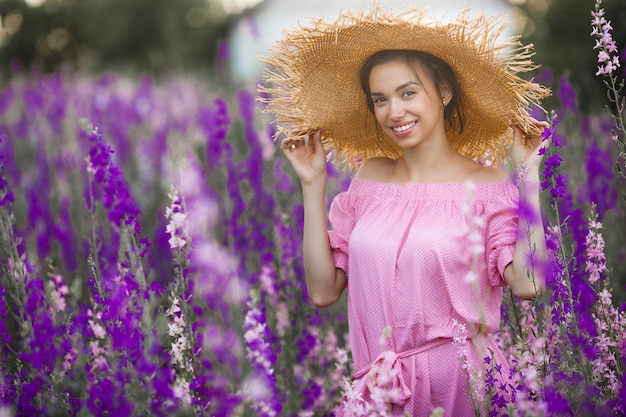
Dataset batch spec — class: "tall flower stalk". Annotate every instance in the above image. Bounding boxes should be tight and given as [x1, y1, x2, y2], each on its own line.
[591, 0, 626, 194]
[585, 205, 625, 414]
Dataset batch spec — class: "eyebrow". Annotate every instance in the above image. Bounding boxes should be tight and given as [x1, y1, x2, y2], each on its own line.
[370, 81, 421, 96]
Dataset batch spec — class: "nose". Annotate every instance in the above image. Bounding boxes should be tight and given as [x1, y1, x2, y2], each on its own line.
[389, 98, 405, 120]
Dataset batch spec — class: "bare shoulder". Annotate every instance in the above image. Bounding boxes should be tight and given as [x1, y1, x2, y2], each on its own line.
[467, 165, 512, 184]
[355, 157, 395, 181]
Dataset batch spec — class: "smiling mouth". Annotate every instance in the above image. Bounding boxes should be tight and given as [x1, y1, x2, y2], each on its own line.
[392, 122, 416, 132]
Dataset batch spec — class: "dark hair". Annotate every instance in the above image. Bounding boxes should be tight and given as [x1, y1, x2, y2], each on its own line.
[359, 50, 465, 135]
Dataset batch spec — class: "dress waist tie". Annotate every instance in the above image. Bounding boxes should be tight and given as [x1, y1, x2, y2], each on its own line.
[350, 338, 451, 407]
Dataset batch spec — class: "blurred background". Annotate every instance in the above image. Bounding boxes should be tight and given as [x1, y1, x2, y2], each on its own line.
[0, 0, 625, 111]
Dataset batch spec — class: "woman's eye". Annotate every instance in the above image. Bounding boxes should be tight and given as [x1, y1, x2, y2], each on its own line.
[373, 97, 386, 105]
[403, 90, 416, 98]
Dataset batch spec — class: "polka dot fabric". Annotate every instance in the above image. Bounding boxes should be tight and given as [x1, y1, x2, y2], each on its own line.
[328, 178, 519, 416]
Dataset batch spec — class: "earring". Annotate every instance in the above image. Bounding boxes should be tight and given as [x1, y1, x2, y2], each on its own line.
[442, 99, 446, 106]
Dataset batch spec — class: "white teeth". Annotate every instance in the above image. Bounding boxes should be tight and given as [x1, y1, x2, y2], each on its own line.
[392, 122, 416, 132]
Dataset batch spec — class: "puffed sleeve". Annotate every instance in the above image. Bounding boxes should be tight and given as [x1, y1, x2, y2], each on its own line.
[327, 191, 356, 275]
[485, 183, 519, 287]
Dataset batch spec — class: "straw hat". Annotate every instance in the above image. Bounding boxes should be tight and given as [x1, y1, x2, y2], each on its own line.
[258, 4, 551, 169]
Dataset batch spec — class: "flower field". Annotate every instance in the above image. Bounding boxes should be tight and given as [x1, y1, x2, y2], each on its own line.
[1, 2, 626, 416]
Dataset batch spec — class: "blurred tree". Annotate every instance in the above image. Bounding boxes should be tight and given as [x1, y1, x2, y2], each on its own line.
[511, 0, 626, 114]
[0, 0, 230, 75]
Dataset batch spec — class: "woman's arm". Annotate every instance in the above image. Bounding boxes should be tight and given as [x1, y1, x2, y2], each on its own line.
[301, 180, 347, 307]
[281, 131, 347, 307]
[504, 122, 549, 300]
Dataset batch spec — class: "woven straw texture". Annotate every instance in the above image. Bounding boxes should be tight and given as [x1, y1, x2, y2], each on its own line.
[258, 5, 551, 169]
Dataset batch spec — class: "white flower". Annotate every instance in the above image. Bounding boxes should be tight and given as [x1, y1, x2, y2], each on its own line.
[243, 373, 271, 402]
[167, 298, 181, 315]
[171, 211, 187, 228]
[168, 235, 186, 249]
[168, 320, 185, 337]
[172, 378, 192, 404]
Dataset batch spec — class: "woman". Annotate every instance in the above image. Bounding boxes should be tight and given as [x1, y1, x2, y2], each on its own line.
[260, 6, 550, 416]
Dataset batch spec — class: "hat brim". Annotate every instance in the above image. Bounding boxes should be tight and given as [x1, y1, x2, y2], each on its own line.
[259, 6, 550, 169]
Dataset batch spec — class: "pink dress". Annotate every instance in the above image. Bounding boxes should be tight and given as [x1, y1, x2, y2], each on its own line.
[328, 178, 519, 416]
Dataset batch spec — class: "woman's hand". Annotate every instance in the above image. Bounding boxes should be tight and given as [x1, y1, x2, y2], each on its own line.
[511, 118, 550, 171]
[505, 118, 551, 299]
[281, 130, 328, 188]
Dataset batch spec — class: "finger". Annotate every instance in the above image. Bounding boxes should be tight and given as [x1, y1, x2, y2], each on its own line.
[511, 125, 524, 145]
[527, 116, 548, 127]
[525, 131, 547, 154]
[538, 134, 551, 152]
[311, 130, 324, 153]
[280, 138, 298, 154]
[530, 119, 550, 139]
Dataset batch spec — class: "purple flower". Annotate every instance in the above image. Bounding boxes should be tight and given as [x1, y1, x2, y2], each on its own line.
[23, 84, 45, 114]
[483, 351, 515, 414]
[302, 380, 323, 410]
[26, 142, 55, 258]
[558, 78, 578, 114]
[10, 271, 73, 415]
[13, 112, 28, 139]
[551, 130, 565, 148]
[539, 119, 569, 207]
[44, 72, 67, 136]
[551, 173, 566, 199]
[0, 135, 15, 207]
[583, 141, 617, 219]
[133, 76, 154, 121]
[537, 68, 554, 86]
[84, 126, 141, 235]
[543, 154, 563, 180]
[551, 188, 598, 340]
[545, 386, 574, 415]
[86, 376, 134, 417]
[17, 376, 48, 416]
[620, 372, 626, 412]
[200, 97, 231, 169]
[547, 232, 572, 324]
[237, 89, 276, 261]
[0, 287, 10, 355]
[273, 159, 295, 193]
[244, 291, 281, 416]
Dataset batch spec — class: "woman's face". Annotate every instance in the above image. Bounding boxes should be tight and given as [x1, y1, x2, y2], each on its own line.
[368, 59, 449, 149]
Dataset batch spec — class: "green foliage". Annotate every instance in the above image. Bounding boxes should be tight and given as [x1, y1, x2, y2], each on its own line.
[0, 0, 229, 75]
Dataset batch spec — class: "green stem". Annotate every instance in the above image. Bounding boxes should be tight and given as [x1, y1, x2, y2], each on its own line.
[86, 179, 106, 302]
[509, 289, 523, 339]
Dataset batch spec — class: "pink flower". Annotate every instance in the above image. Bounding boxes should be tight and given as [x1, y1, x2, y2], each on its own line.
[585, 211, 607, 284]
[591, 6, 621, 76]
[48, 274, 68, 313]
[89, 320, 106, 339]
[598, 289, 612, 304]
